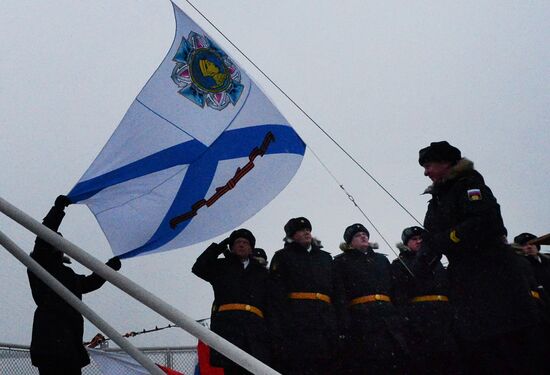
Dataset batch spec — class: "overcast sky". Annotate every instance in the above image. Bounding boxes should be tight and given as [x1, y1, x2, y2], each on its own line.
[1, 0, 549, 348]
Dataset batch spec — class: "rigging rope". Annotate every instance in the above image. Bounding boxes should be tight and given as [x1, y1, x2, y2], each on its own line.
[183, 0, 423, 228]
[308, 146, 416, 277]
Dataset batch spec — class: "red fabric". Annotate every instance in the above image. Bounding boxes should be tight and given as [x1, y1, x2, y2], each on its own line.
[197, 340, 224, 375]
[157, 363, 185, 375]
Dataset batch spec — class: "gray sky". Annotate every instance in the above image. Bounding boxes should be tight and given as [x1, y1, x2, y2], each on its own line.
[1, 0, 549, 347]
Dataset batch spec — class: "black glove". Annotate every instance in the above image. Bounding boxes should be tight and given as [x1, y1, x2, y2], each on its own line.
[218, 237, 231, 250]
[105, 256, 121, 271]
[54, 195, 72, 209]
[413, 237, 442, 276]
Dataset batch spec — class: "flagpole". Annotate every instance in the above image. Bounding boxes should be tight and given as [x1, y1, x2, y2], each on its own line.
[0, 196, 280, 375]
[0, 229, 165, 375]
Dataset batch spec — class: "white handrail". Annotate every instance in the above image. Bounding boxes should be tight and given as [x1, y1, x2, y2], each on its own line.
[0, 229, 165, 375]
[0, 196, 279, 375]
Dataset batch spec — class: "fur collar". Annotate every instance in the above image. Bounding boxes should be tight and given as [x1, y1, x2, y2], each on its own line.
[284, 237, 323, 249]
[423, 158, 475, 194]
[339, 242, 379, 252]
[396, 242, 412, 253]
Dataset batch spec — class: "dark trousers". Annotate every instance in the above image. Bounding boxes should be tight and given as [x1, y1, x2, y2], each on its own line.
[38, 365, 81, 375]
[340, 360, 404, 375]
[458, 327, 545, 375]
[406, 351, 461, 375]
[223, 362, 252, 375]
[278, 357, 335, 375]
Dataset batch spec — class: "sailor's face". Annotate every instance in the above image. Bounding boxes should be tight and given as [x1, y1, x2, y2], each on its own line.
[350, 231, 370, 250]
[407, 235, 423, 252]
[292, 228, 312, 247]
[521, 243, 539, 257]
[423, 161, 452, 183]
[231, 238, 252, 259]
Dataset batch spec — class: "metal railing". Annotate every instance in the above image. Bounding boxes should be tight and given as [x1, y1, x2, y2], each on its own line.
[0, 343, 198, 375]
[0, 196, 279, 374]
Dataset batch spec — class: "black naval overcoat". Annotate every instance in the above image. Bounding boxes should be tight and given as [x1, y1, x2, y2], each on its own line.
[268, 240, 337, 375]
[391, 245, 459, 374]
[192, 242, 271, 369]
[422, 159, 540, 341]
[333, 245, 408, 373]
[28, 205, 107, 370]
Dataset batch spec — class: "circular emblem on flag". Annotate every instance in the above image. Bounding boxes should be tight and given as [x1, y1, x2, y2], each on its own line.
[171, 32, 244, 110]
[188, 49, 230, 93]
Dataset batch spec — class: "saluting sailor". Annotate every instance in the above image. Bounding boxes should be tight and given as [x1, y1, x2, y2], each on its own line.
[192, 229, 271, 375]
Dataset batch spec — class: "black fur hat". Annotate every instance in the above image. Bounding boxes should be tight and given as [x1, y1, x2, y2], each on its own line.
[343, 223, 370, 244]
[252, 248, 268, 266]
[284, 217, 312, 238]
[514, 232, 540, 250]
[401, 226, 426, 245]
[418, 141, 461, 166]
[229, 228, 256, 248]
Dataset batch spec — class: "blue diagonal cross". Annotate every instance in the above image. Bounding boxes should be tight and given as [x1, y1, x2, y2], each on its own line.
[69, 124, 305, 258]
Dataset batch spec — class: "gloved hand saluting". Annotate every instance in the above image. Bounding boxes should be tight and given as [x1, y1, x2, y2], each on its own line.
[218, 237, 231, 249]
[105, 256, 122, 271]
[54, 195, 72, 209]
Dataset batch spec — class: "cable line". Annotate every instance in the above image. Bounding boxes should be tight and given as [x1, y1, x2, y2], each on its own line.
[308, 146, 415, 277]
[183, 0, 423, 227]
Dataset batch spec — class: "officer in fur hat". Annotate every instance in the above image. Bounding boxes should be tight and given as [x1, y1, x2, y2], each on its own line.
[192, 228, 270, 374]
[268, 217, 337, 375]
[391, 226, 458, 374]
[416, 141, 543, 374]
[332, 223, 408, 374]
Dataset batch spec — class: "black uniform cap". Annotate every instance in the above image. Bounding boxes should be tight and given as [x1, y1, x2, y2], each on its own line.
[252, 248, 268, 266]
[229, 228, 256, 248]
[252, 248, 267, 261]
[514, 232, 540, 250]
[401, 226, 426, 245]
[418, 141, 461, 166]
[284, 217, 312, 238]
[343, 223, 370, 244]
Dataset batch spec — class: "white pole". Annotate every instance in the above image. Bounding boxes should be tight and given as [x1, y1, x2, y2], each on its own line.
[0, 229, 165, 375]
[0, 196, 280, 375]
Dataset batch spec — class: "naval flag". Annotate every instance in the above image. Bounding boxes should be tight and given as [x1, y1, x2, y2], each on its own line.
[68, 2, 305, 258]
